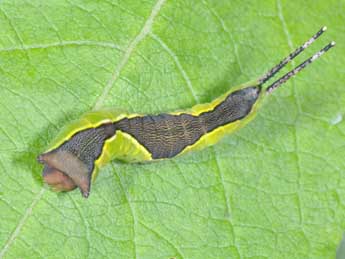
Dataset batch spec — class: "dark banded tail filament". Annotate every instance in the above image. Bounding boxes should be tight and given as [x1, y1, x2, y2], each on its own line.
[259, 26, 328, 85]
[266, 41, 335, 93]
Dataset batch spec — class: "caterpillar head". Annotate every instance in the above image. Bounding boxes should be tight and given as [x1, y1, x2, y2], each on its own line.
[37, 123, 116, 198]
[37, 150, 90, 197]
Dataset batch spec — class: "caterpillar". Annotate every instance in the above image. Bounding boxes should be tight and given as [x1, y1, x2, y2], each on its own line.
[37, 27, 335, 198]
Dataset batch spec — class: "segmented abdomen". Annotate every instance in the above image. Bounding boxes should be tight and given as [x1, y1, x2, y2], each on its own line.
[115, 114, 206, 158]
[114, 86, 261, 159]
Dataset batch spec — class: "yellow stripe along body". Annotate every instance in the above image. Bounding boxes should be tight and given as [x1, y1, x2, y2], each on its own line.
[44, 80, 265, 183]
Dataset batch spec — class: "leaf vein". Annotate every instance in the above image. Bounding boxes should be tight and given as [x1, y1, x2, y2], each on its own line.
[150, 33, 199, 103]
[276, 0, 304, 225]
[0, 40, 122, 53]
[93, 0, 167, 109]
[0, 188, 46, 258]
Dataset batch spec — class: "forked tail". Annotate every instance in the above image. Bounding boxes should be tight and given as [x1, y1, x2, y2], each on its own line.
[258, 26, 335, 94]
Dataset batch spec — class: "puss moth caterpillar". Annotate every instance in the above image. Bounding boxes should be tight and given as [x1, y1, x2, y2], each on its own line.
[38, 27, 335, 197]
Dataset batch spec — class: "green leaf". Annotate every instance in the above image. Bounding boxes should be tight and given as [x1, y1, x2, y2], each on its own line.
[1, 1, 344, 258]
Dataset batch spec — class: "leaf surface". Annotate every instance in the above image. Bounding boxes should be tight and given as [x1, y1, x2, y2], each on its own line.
[1, 1, 345, 258]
